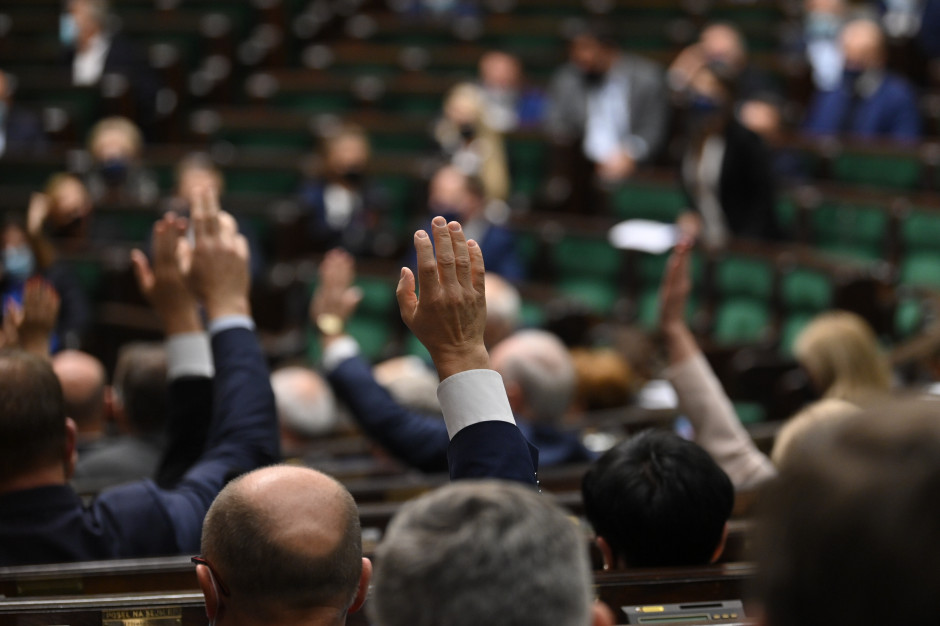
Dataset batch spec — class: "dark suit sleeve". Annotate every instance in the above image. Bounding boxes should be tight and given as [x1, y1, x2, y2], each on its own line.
[327, 356, 451, 472]
[94, 326, 280, 556]
[720, 122, 779, 241]
[154, 376, 213, 488]
[448, 421, 539, 486]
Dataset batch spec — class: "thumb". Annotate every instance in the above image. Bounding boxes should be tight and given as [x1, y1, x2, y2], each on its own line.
[396, 267, 418, 327]
[130, 249, 155, 295]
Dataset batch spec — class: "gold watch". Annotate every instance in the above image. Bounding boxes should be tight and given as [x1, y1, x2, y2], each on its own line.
[316, 313, 345, 337]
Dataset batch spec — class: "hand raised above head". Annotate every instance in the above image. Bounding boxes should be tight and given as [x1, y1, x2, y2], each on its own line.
[658, 237, 694, 333]
[17, 277, 61, 358]
[397, 216, 489, 380]
[310, 248, 363, 328]
[131, 212, 201, 335]
[184, 187, 251, 321]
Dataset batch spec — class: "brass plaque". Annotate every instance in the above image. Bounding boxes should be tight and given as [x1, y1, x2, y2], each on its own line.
[102, 606, 183, 626]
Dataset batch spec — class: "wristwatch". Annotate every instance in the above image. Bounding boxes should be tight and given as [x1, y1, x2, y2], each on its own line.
[316, 313, 345, 337]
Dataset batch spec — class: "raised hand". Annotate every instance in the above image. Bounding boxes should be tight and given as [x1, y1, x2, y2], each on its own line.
[131, 212, 201, 335]
[310, 248, 363, 340]
[396, 216, 489, 380]
[184, 187, 251, 321]
[16, 278, 61, 358]
[658, 238, 697, 364]
[26, 193, 51, 237]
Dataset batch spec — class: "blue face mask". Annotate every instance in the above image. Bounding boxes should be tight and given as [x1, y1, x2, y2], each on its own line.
[842, 67, 864, 87]
[805, 13, 842, 40]
[688, 94, 720, 115]
[60, 14, 78, 47]
[3, 246, 35, 282]
[100, 158, 130, 187]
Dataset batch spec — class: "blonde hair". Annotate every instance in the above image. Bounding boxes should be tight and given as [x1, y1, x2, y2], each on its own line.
[88, 116, 143, 156]
[771, 398, 859, 470]
[794, 311, 892, 402]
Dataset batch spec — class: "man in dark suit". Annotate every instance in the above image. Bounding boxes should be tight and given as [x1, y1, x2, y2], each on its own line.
[804, 18, 922, 141]
[411, 165, 524, 282]
[193, 221, 539, 626]
[0, 192, 280, 566]
[314, 248, 587, 475]
[0, 70, 47, 157]
[61, 0, 160, 130]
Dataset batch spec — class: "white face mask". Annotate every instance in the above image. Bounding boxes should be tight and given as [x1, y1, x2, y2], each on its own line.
[3, 245, 35, 281]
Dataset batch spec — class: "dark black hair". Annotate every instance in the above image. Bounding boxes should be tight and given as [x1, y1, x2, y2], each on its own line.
[582, 429, 734, 567]
[0, 350, 66, 484]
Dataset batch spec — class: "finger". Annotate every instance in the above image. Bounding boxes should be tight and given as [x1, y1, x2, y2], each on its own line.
[414, 229, 439, 299]
[396, 267, 418, 326]
[203, 187, 221, 238]
[467, 239, 485, 294]
[191, 187, 208, 243]
[430, 216, 456, 288]
[152, 219, 176, 267]
[447, 221, 473, 290]
[130, 249, 155, 294]
[217, 211, 238, 241]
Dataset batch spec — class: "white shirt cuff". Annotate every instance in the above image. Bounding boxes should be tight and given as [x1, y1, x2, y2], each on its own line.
[437, 369, 517, 440]
[166, 332, 214, 380]
[207, 314, 255, 336]
[322, 335, 361, 372]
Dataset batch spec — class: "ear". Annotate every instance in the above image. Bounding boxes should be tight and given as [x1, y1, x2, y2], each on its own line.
[503, 380, 525, 416]
[710, 522, 729, 564]
[595, 536, 615, 571]
[64, 418, 78, 479]
[349, 557, 373, 614]
[592, 601, 617, 626]
[196, 564, 219, 622]
[105, 386, 126, 431]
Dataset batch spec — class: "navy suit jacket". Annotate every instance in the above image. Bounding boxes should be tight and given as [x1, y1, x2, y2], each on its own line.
[328, 355, 589, 481]
[803, 73, 922, 141]
[0, 327, 279, 566]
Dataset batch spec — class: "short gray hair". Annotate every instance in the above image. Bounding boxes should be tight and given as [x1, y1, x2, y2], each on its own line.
[371, 481, 593, 626]
[494, 330, 576, 425]
[270, 366, 338, 438]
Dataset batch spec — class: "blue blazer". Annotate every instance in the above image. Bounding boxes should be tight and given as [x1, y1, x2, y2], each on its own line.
[328, 355, 591, 481]
[803, 73, 922, 141]
[0, 327, 280, 566]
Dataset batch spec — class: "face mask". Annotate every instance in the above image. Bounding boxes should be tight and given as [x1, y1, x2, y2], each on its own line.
[100, 158, 130, 187]
[3, 246, 35, 281]
[458, 124, 477, 141]
[688, 93, 720, 115]
[60, 14, 78, 47]
[429, 203, 462, 224]
[805, 13, 842, 40]
[340, 169, 364, 186]
[581, 68, 606, 88]
[842, 67, 864, 88]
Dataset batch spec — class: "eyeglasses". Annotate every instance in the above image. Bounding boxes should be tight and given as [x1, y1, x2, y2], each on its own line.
[191, 556, 231, 597]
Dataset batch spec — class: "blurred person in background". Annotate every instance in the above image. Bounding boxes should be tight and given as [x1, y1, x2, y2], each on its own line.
[85, 117, 159, 206]
[298, 125, 397, 257]
[476, 51, 546, 132]
[0, 69, 47, 158]
[674, 62, 779, 248]
[434, 83, 510, 201]
[60, 0, 161, 131]
[803, 18, 922, 141]
[547, 23, 668, 185]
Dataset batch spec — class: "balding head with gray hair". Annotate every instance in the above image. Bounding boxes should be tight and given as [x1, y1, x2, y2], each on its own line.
[490, 330, 576, 426]
[371, 480, 606, 626]
[484, 273, 521, 348]
[271, 367, 338, 440]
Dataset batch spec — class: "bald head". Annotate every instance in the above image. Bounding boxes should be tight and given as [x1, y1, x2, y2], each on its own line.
[841, 19, 886, 71]
[484, 273, 521, 348]
[52, 350, 107, 434]
[201, 465, 365, 622]
[491, 330, 575, 425]
[271, 367, 338, 440]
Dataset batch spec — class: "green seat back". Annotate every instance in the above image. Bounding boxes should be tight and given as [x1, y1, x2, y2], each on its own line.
[834, 152, 923, 190]
[811, 203, 888, 261]
[780, 268, 832, 312]
[712, 298, 771, 346]
[612, 183, 687, 223]
[552, 236, 621, 281]
[715, 256, 774, 301]
[899, 253, 940, 289]
[901, 210, 940, 254]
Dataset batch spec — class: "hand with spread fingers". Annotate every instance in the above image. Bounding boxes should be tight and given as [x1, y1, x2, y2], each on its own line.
[310, 248, 363, 346]
[15, 277, 61, 358]
[397, 216, 489, 380]
[131, 213, 201, 335]
[183, 188, 252, 321]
